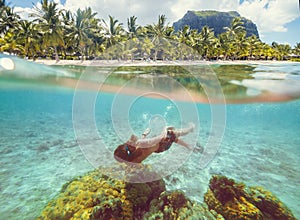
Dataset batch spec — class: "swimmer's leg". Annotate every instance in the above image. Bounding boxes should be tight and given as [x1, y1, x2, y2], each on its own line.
[176, 138, 193, 150]
[174, 123, 195, 137]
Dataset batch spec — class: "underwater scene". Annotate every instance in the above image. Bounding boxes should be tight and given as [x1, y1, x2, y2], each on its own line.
[0, 55, 299, 219]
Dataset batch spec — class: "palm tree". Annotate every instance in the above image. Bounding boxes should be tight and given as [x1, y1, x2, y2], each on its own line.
[60, 10, 74, 59]
[80, 7, 102, 59]
[234, 32, 249, 59]
[224, 17, 245, 39]
[187, 29, 202, 60]
[124, 16, 144, 60]
[272, 42, 291, 60]
[176, 25, 191, 45]
[16, 20, 41, 58]
[0, 5, 20, 35]
[0, 0, 6, 7]
[217, 33, 230, 60]
[101, 15, 125, 50]
[199, 25, 216, 59]
[146, 15, 174, 60]
[224, 17, 247, 59]
[293, 42, 300, 55]
[175, 25, 192, 59]
[247, 35, 261, 59]
[68, 7, 100, 61]
[0, 31, 24, 54]
[31, 0, 63, 61]
[259, 43, 275, 60]
[127, 15, 141, 39]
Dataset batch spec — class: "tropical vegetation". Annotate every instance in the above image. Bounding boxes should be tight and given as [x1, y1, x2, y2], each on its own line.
[1, 0, 299, 61]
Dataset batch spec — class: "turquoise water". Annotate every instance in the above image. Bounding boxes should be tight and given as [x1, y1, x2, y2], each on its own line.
[0, 56, 300, 219]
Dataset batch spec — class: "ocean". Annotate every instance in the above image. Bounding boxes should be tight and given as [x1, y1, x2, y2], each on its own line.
[0, 55, 299, 219]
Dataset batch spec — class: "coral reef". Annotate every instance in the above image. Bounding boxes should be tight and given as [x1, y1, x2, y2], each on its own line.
[38, 169, 165, 220]
[245, 186, 297, 220]
[38, 170, 296, 220]
[38, 168, 216, 220]
[204, 175, 296, 220]
[145, 190, 218, 220]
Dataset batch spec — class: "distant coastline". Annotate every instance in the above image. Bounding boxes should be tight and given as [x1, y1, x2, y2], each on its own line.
[1, 0, 299, 65]
[32, 59, 296, 67]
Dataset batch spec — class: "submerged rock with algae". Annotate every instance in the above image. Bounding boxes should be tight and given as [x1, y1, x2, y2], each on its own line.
[37, 168, 215, 220]
[38, 169, 296, 220]
[38, 169, 166, 219]
[144, 190, 219, 220]
[204, 175, 297, 220]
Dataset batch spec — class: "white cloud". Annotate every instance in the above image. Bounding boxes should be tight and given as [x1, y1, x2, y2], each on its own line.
[15, 0, 300, 36]
[238, 0, 299, 33]
[14, 1, 63, 21]
[14, 6, 35, 21]
[63, 0, 174, 25]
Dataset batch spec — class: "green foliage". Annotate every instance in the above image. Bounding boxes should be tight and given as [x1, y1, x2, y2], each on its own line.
[0, 2, 298, 61]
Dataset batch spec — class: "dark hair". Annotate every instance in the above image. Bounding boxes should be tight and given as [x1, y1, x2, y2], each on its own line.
[114, 143, 136, 163]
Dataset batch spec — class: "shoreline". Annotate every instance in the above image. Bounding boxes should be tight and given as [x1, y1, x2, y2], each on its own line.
[31, 59, 297, 66]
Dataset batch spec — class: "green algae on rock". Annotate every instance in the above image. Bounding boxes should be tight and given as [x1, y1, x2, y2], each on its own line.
[38, 170, 297, 220]
[204, 175, 297, 220]
[145, 190, 218, 220]
[38, 168, 217, 220]
[38, 169, 165, 220]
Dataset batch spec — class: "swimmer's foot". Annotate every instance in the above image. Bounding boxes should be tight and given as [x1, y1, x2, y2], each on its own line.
[194, 142, 204, 153]
[188, 122, 195, 131]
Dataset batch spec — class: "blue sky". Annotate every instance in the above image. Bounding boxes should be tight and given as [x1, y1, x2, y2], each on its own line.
[10, 0, 300, 47]
[9, 0, 66, 7]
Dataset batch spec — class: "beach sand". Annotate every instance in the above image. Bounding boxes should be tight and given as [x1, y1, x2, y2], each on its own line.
[31, 59, 295, 67]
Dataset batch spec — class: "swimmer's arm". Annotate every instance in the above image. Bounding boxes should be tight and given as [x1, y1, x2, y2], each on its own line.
[174, 123, 195, 137]
[176, 138, 193, 150]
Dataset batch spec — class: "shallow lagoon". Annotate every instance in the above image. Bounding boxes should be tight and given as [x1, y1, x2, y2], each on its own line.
[0, 56, 299, 219]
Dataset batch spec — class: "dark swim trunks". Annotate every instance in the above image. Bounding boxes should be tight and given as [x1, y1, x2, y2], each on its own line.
[155, 130, 178, 153]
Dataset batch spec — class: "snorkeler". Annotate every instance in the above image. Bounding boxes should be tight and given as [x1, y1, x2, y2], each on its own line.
[114, 123, 195, 163]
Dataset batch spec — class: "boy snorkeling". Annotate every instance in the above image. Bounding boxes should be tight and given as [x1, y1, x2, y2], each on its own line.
[114, 123, 195, 163]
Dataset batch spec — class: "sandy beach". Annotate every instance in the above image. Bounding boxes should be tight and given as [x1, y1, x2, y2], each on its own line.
[31, 59, 296, 66]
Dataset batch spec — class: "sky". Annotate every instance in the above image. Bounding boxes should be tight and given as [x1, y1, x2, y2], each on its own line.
[9, 0, 300, 47]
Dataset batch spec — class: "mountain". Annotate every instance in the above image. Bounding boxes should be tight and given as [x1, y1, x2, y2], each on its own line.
[173, 10, 259, 38]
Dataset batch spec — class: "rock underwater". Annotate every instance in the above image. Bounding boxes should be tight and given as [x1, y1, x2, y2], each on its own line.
[204, 175, 297, 220]
[38, 168, 296, 220]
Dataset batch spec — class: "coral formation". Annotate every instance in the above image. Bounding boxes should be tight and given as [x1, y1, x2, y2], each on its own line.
[204, 175, 296, 220]
[38, 170, 296, 220]
[38, 169, 165, 220]
[145, 190, 218, 220]
[245, 186, 297, 220]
